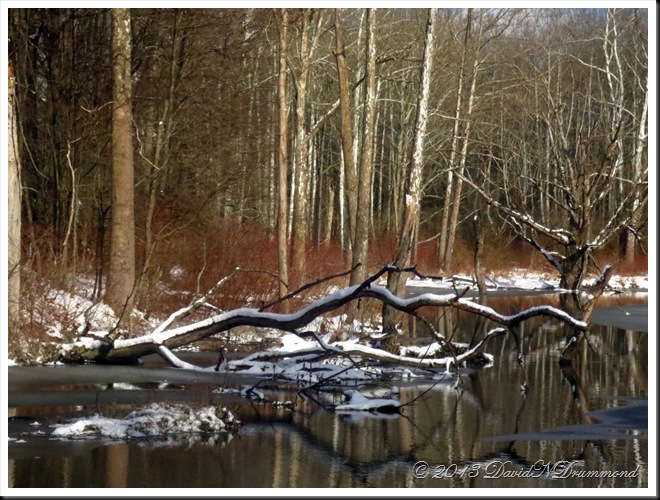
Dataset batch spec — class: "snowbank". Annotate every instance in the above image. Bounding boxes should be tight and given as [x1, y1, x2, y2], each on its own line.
[50, 403, 238, 439]
[406, 270, 648, 293]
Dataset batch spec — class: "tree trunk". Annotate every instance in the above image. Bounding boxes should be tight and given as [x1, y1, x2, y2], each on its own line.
[351, 8, 377, 285]
[444, 21, 480, 272]
[383, 8, 436, 333]
[107, 8, 136, 324]
[439, 11, 469, 271]
[623, 81, 648, 264]
[277, 9, 290, 299]
[8, 60, 21, 331]
[334, 8, 358, 257]
[290, 9, 322, 288]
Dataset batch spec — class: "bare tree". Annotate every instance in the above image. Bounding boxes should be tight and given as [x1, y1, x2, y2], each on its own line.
[439, 9, 521, 272]
[334, 8, 357, 254]
[611, 9, 648, 264]
[438, 10, 471, 272]
[351, 8, 378, 285]
[135, 9, 186, 306]
[8, 60, 21, 330]
[290, 9, 325, 287]
[383, 8, 437, 333]
[277, 9, 290, 299]
[459, 9, 647, 331]
[106, 8, 136, 322]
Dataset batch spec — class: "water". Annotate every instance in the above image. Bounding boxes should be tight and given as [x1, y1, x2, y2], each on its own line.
[7, 294, 648, 489]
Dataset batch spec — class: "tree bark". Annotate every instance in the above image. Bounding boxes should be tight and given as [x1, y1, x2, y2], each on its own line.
[383, 8, 436, 333]
[623, 55, 648, 264]
[8, 60, 22, 330]
[107, 8, 136, 324]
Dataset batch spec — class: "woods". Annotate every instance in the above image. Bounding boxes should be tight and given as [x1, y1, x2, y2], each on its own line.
[7, 8, 648, 346]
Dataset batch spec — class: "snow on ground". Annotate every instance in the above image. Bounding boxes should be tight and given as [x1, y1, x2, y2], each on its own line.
[50, 403, 238, 440]
[405, 269, 648, 293]
[37, 288, 121, 339]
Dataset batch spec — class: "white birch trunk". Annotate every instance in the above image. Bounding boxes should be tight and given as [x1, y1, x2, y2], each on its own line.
[8, 62, 21, 329]
[383, 8, 436, 332]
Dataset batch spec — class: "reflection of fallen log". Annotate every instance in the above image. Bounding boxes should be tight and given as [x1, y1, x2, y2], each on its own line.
[51, 266, 587, 368]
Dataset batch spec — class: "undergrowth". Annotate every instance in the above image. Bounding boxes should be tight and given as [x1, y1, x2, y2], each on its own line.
[9, 218, 648, 362]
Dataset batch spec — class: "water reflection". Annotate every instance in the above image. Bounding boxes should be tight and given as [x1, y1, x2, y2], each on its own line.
[8, 294, 648, 488]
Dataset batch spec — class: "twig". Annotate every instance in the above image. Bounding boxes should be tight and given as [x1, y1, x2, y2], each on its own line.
[398, 372, 453, 409]
[259, 264, 359, 311]
[152, 268, 238, 336]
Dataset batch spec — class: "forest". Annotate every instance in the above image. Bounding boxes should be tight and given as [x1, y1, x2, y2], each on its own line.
[7, 7, 648, 359]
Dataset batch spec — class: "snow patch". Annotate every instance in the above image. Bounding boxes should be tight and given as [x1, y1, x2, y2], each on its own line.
[50, 403, 238, 439]
[213, 386, 266, 401]
[335, 389, 401, 413]
[406, 269, 647, 294]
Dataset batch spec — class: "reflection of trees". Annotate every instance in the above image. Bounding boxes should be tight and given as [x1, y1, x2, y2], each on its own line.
[166, 304, 647, 487]
[106, 443, 129, 487]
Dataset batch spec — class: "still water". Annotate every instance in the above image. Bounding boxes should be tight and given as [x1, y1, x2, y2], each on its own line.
[7, 294, 648, 489]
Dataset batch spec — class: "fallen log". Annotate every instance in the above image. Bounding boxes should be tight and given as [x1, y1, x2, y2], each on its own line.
[51, 265, 586, 366]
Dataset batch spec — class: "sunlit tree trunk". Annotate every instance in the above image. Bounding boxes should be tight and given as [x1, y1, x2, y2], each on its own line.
[107, 8, 135, 323]
[8, 60, 22, 330]
[383, 8, 436, 333]
[334, 8, 357, 255]
[290, 9, 323, 287]
[617, 10, 648, 264]
[624, 87, 648, 264]
[439, 10, 469, 271]
[335, 155, 344, 250]
[351, 8, 377, 285]
[277, 8, 290, 299]
[444, 13, 481, 272]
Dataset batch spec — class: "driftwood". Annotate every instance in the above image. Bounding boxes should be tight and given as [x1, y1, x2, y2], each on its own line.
[52, 265, 587, 367]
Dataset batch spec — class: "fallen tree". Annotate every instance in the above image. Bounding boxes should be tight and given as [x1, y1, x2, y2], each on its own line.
[51, 266, 587, 379]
